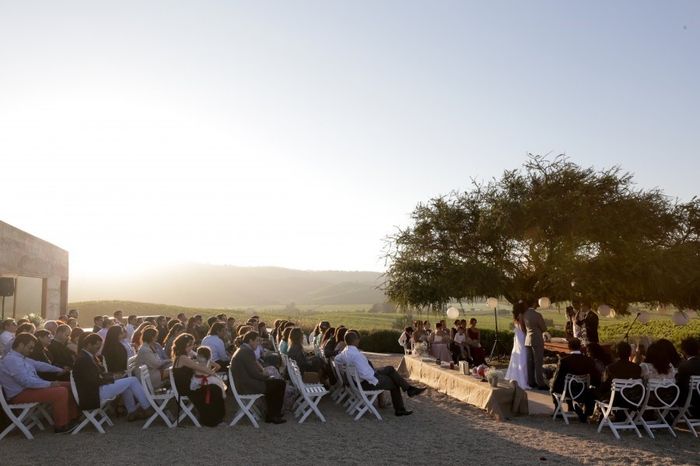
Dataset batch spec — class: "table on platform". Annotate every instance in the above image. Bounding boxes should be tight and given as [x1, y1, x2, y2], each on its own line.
[397, 356, 529, 421]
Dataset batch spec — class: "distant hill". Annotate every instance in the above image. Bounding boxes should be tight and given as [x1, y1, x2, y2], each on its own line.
[69, 264, 387, 307]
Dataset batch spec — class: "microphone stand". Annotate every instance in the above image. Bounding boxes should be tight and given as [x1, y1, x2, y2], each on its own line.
[623, 312, 641, 342]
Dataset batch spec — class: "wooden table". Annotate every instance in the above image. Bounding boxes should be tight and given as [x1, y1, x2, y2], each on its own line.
[397, 356, 529, 421]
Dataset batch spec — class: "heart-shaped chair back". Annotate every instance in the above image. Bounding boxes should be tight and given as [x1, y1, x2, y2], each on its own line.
[612, 378, 645, 407]
[692, 376, 700, 396]
[647, 379, 680, 408]
[565, 374, 589, 401]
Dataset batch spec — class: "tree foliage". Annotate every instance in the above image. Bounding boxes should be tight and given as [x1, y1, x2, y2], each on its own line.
[383, 155, 700, 314]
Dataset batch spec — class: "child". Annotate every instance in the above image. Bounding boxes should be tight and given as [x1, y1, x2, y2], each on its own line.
[190, 346, 227, 399]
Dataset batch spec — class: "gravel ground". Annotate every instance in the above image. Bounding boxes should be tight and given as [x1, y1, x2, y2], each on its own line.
[1, 354, 697, 466]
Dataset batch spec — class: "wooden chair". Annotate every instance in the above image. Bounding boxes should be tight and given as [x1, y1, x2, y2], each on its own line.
[69, 371, 115, 434]
[287, 359, 329, 423]
[0, 387, 47, 440]
[227, 366, 264, 428]
[168, 368, 200, 427]
[345, 364, 383, 421]
[552, 373, 590, 425]
[138, 365, 175, 429]
[596, 378, 645, 440]
[672, 375, 700, 437]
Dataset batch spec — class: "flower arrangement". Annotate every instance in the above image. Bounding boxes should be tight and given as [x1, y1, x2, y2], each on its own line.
[486, 368, 505, 386]
[413, 341, 429, 357]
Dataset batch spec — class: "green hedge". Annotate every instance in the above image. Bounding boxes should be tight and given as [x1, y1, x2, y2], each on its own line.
[598, 319, 700, 347]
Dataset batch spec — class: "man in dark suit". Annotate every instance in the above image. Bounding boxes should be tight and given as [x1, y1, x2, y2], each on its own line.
[676, 337, 700, 417]
[230, 331, 287, 424]
[550, 338, 600, 422]
[599, 341, 641, 401]
[73, 333, 151, 421]
[48, 324, 76, 369]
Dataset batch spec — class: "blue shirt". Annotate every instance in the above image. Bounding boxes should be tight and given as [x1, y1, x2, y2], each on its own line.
[201, 335, 228, 363]
[0, 350, 63, 399]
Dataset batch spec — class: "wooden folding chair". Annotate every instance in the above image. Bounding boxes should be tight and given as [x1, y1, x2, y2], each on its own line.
[139, 365, 175, 429]
[0, 388, 47, 440]
[287, 360, 329, 423]
[552, 373, 590, 424]
[168, 369, 200, 427]
[596, 378, 645, 440]
[672, 375, 700, 437]
[69, 371, 115, 434]
[227, 366, 264, 428]
[345, 365, 383, 421]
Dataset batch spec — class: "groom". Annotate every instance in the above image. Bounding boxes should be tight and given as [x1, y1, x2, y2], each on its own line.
[523, 299, 548, 390]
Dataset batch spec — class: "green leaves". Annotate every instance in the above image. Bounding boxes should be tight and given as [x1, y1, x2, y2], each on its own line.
[384, 155, 700, 313]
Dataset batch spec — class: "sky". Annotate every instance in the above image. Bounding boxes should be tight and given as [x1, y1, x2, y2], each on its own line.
[1, 1, 698, 279]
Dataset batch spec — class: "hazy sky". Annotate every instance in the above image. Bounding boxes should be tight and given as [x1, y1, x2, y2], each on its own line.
[1, 1, 698, 278]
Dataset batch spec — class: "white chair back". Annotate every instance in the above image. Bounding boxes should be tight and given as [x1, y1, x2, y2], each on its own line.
[610, 378, 645, 408]
[645, 379, 680, 409]
[565, 374, 590, 402]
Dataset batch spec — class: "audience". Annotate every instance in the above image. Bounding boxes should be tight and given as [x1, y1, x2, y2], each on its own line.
[549, 338, 600, 422]
[230, 331, 287, 424]
[132, 327, 169, 389]
[171, 333, 225, 426]
[163, 322, 185, 357]
[429, 322, 452, 362]
[287, 327, 324, 378]
[599, 341, 642, 401]
[49, 324, 76, 369]
[0, 333, 78, 433]
[334, 327, 348, 355]
[73, 333, 151, 422]
[335, 330, 425, 417]
[102, 325, 129, 373]
[676, 337, 700, 417]
[642, 339, 678, 380]
[466, 318, 486, 366]
[201, 322, 230, 370]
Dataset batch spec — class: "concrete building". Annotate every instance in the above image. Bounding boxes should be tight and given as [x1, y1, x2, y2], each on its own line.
[0, 221, 68, 320]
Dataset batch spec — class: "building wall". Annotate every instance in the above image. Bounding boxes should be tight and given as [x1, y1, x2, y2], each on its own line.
[0, 221, 69, 319]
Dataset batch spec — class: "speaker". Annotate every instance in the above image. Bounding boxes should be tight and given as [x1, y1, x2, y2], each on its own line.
[0, 278, 15, 297]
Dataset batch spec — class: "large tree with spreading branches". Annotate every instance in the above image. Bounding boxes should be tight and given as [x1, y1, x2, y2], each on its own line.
[383, 155, 700, 314]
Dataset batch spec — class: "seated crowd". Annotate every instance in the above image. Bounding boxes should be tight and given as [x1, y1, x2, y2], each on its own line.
[548, 335, 700, 424]
[0, 309, 426, 435]
[399, 317, 487, 366]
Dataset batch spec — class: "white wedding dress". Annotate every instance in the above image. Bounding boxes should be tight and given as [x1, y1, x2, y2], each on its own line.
[505, 326, 531, 390]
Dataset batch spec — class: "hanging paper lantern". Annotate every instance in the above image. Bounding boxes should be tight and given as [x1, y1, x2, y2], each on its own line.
[672, 311, 689, 326]
[609, 308, 617, 318]
[597, 304, 611, 317]
[638, 311, 651, 324]
[446, 307, 460, 319]
[486, 297, 498, 309]
[538, 297, 551, 309]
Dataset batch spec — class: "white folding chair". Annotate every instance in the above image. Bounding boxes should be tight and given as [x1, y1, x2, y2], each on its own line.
[168, 368, 200, 427]
[345, 364, 383, 421]
[0, 388, 47, 440]
[634, 379, 680, 438]
[596, 378, 645, 440]
[672, 375, 700, 437]
[287, 360, 329, 423]
[552, 374, 590, 425]
[329, 359, 350, 404]
[69, 371, 115, 434]
[227, 366, 264, 428]
[139, 365, 175, 429]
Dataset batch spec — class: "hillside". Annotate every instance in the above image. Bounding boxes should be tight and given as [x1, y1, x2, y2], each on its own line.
[69, 264, 387, 307]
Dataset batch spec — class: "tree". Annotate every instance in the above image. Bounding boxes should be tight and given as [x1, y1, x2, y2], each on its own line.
[383, 155, 700, 314]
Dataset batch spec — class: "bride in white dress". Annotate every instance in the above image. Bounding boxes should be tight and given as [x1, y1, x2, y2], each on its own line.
[505, 311, 531, 390]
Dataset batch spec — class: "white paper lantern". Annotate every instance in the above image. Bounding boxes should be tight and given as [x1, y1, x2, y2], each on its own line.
[538, 297, 551, 309]
[486, 297, 498, 309]
[446, 307, 460, 319]
[609, 308, 617, 318]
[597, 304, 611, 317]
[638, 311, 651, 324]
[672, 311, 689, 326]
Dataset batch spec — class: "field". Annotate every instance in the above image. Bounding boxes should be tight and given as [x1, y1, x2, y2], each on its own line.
[65, 300, 699, 347]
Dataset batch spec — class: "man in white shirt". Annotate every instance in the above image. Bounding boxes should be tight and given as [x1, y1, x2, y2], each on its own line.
[125, 315, 138, 341]
[0, 318, 17, 355]
[201, 322, 230, 369]
[335, 330, 425, 416]
[97, 318, 114, 340]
